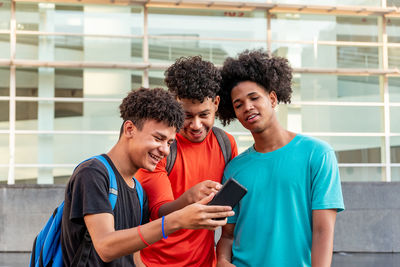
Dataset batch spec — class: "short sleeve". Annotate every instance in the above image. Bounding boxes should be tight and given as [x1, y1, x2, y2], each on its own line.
[69, 166, 113, 223]
[135, 158, 175, 220]
[311, 150, 345, 212]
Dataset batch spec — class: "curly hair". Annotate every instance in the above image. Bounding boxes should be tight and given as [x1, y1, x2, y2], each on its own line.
[164, 56, 221, 102]
[119, 88, 184, 133]
[218, 49, 293, 126]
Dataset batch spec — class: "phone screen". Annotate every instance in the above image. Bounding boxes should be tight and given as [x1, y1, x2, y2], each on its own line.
[208, 178, 247, 208]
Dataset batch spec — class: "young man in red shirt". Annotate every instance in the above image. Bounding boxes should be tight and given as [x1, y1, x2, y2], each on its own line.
[135, 57, 238, 267]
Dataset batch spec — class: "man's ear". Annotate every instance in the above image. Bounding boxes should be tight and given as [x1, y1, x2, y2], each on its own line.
[214, 95, 220, 110]
[123, 120, 137, 138]
[269, 91, 278, 108]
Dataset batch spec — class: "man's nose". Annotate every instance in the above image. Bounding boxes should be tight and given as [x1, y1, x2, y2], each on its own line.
[190, 117, 202, 130]
[160, 142, 170, 156]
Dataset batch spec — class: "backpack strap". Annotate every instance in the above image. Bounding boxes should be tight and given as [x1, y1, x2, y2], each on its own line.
[166, 140, 177, 175]
[93, 155, 118, 209]
[89, 155, 143, 224]
[133, 177, 144, 225]
[212, 127, 232, 165]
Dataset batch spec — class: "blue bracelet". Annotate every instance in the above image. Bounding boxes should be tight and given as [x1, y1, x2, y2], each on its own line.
[161, 216, 168, 239]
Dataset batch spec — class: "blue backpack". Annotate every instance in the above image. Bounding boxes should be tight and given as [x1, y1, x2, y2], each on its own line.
[29, 155, 144, 267]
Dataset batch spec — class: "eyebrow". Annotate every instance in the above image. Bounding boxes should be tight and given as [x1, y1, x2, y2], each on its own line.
[154, 131, 167, 139]
[185, 109, 211, 115]
[232, 92, 257, 104]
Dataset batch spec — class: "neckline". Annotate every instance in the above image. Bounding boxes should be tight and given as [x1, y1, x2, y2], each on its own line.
[250, 134, 300, 156]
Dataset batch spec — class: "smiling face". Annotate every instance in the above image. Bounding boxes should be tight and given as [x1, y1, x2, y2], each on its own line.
[177, 96, 220, 143]
[125, 119, 176, 172]
[231, 81, 277, 134]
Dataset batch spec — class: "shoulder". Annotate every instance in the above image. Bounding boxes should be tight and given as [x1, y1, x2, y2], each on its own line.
[69, 158, 109, 186]
[224, 146, 254, 172]
[295, 134, 334, 155]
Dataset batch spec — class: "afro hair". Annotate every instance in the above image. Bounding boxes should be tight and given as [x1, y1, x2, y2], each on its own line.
[119, 87, 184, 132]
[219, 49, 293, 126]
[164, 56, 221, 102]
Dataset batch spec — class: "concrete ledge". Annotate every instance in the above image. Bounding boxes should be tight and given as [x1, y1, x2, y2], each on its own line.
[1, 182, 400, 252]
[334, 182, 400, 252]
[0, 185, 65, 252]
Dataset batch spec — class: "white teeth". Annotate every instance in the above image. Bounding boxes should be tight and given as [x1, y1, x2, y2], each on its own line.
[248, 114, 257, 120]
[149, 153, 160, 161]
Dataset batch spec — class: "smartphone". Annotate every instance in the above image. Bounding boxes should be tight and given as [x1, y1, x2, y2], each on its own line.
[208, 178, 247, 220]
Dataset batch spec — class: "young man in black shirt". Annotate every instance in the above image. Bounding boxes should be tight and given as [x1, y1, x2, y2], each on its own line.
[61, 88, 234, 266]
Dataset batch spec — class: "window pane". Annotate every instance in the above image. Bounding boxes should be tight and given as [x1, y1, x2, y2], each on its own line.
[14, 101, 121, 131]
[15, 134, 118, 165]
[392, 137, 400, 163]
[0, 101, 9, 129]
[16, 35, 143, 62]
[0, 167, 8, 184]
[389, 77, 400, 103]
[318, 136, 382, 163]
[283, 106, 383, 133]
[149, 38, 266, 65]
[149, 8, 266, 40]
[272, 43, 379, 69]
[267, 0, 380, 6]
[387, 18, 400, 43]
[392, 168, 400, 181]
[388, 47, 400, 69]
[16, 67, 141, 99]
[293, 74, 381, 102]
[0, 34, 10, 58]
[271, 14, 378, 42]
[0, 67, 9, 96]
[339, 166, 383, 182]
[16, 2, 143, 35]
[0, 134, 9, 164]
[0, 1, 10, 30]
[391, 107, 400, 133]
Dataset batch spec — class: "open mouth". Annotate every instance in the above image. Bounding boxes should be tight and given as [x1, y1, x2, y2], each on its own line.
[149, 152, 162, 163]
[190, 130, 203, 138]
[246, 114, 259, 122]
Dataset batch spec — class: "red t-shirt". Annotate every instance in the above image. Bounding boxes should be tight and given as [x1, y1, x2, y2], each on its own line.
[135, 130, 238, 267]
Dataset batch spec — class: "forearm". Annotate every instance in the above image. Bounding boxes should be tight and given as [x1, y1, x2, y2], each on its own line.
[89, 214, 181, 262]
[158, 197, 189, 217]
[216, 236, 233, 264]
[311, 230, 334, 267]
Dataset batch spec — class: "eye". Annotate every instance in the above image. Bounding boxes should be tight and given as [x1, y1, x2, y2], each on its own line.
[154, 136, 162, 141]
[200, 113, 209, 118]
[251, 96, 259, 101]
[234, 104, 242, 109]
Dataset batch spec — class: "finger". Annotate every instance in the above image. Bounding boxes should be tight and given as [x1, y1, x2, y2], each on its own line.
[203, 205, 232, 212]
[204, 180, 222, 190]
[201, 187, 218, 196]
[208, 211, 234, 220]
[197, 192, 215, 205]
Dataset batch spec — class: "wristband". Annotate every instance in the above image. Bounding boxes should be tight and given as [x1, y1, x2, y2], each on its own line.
[162, 216, 168, 239]
[137, 226, 151, 246]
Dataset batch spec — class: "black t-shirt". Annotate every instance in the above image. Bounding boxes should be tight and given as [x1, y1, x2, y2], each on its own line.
[61, 154, 149, 267]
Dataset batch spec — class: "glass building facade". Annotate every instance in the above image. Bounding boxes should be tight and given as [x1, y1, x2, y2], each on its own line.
[0, 0, 399, 184]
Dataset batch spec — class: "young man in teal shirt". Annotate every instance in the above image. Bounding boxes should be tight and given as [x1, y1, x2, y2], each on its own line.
[216, 50, 345, 267]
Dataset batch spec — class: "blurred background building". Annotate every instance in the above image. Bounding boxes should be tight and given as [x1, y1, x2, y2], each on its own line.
[0, 0, 399, 184]
[0, 0, 400, 264]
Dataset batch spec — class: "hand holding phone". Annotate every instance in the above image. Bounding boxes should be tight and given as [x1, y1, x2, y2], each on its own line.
[207, 178, 247, 220]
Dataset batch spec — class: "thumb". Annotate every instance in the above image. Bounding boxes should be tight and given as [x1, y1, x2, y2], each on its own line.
[197, 192, 215, 205]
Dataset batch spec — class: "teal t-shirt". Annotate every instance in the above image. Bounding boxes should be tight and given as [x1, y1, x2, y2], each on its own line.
[223, 134, 344, 267]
